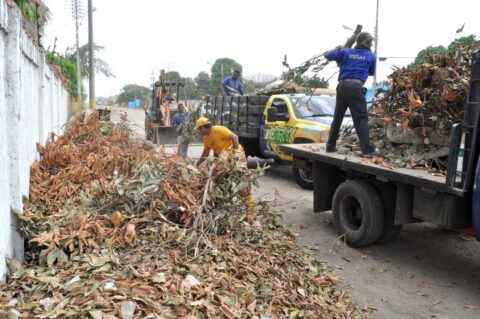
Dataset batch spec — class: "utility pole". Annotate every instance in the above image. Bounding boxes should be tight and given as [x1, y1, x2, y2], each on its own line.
[372, 0, 380, 100]
[71, 0, 83, 112]
[88, 0, 95, 109]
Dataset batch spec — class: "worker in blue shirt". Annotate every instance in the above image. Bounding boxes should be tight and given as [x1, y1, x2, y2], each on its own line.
[325, 32, 378, 157]
[222, 70, 244, 96]
[172, 103, 189, 158]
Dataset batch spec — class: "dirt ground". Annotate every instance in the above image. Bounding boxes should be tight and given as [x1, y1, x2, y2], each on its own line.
[113, 107, 480, 319]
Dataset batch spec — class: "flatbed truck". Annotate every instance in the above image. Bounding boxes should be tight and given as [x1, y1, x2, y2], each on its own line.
[279, 52, 480, 246]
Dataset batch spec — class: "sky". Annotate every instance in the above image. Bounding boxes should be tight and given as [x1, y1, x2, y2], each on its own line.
[43, 0, 480, 98]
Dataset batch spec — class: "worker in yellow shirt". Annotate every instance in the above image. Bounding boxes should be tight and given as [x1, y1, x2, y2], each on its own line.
[195, 117, 240, 166]
[195, 117, 255, 215]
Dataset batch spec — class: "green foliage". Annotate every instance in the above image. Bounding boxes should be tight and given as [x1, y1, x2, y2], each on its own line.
[411, 35, 478, 67]
[65, 43, 114, 79]
[165, 71, 182, 83]
[411, 45, 447, 67]
[14, 0, 37, 21]
[46, 51, 80, 97]
[295, 75, 329, 89]
[117, 84, 151, 104]
[158, 71, 212, 100]
[448, 35, 476, 51]
[208, 58, 243, 95]
[194, 71, 210, 95]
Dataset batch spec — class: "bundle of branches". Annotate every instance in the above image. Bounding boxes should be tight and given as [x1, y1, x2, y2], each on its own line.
[282, 25, 363, 84]
[0, 114, 363, 318]
[256, 80, 306, 95]
[176, 106, 201, 143]
[375, 40, 479, 132]
[338, 40, 479, 172]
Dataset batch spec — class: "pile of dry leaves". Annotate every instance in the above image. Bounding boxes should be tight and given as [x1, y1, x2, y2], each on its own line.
[0, 114, 363, 318]
[339, 40, 479, 173]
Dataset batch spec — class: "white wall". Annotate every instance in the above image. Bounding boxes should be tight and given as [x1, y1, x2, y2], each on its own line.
[0, 1, 71, 280]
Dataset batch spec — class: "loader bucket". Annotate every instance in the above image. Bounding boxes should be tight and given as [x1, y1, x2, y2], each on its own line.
[155, 126, 180, 145]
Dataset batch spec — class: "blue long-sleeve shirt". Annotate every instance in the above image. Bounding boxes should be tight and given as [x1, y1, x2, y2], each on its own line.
[222, 76, 244, 96]
[326, 48, 376, 84]
[172, 111, 188, 135]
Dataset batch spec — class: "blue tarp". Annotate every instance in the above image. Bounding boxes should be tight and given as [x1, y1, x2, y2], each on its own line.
[365, 84, 389, 107]
[128, 100, 141, 108]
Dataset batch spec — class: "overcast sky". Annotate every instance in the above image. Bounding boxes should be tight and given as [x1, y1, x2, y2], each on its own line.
[44, 0, 479, 97]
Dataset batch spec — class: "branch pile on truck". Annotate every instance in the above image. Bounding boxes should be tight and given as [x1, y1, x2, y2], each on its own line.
[340, 41, 480, 172]
[0, 114, 364, 318]
[280, 51, 480, 248]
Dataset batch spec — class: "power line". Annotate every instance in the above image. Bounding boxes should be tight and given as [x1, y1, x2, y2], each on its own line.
[45, 20, 74, 36]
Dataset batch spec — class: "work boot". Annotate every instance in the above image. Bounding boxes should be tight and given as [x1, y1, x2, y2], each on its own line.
[362, 150, 381, 158]
[326, 143, 337, 153]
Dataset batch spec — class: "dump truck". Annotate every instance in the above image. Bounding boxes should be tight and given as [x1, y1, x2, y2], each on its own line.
[204, 92, 352, 189]
[278, 52, 480, 247]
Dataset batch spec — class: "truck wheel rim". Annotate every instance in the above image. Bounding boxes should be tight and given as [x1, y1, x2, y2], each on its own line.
[299, 167, 313, 183]
[340, 196, 363, 231]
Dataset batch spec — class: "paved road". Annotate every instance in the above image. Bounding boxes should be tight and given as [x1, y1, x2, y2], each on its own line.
[112, 107, 480, 319]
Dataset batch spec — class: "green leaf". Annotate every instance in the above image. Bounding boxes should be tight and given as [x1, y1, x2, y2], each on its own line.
[289, 309, 300, 318]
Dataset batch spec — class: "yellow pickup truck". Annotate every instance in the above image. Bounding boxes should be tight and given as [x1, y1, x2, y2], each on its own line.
[204, 94, 351, 189]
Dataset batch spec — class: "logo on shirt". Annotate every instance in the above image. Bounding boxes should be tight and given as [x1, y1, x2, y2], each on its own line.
[348, 54, 367, 60]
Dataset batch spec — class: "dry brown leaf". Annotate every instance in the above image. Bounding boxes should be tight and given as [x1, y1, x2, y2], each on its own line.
[124, 224, 136, 246]
[111, 211, 123, 228]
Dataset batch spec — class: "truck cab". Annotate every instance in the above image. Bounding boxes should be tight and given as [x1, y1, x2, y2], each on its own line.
[260, 94, 351, 188]
[204, 93, 350, 189]
[261, 94, 335, 160]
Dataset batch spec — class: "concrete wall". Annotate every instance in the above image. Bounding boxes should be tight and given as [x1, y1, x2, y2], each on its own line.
[0, 1, 71, 280]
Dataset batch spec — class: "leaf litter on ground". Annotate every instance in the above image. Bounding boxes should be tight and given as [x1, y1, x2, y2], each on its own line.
[0, 113, 364, 318]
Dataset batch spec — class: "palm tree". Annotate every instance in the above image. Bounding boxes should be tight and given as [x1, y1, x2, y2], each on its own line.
[65, 43, 115, 79]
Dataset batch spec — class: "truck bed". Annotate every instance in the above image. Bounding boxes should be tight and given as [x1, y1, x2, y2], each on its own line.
[280, 143, 463, 196]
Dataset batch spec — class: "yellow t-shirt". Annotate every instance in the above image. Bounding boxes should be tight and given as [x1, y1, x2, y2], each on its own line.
[204, 126, 234, 155]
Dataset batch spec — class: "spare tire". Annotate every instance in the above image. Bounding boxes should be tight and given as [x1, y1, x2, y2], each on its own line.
[332, 180, 384, 247]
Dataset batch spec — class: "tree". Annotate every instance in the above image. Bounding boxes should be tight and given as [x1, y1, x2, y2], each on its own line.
[194, 71, 210, 96]
[209, 58, 243, 95]
[448, 35, 476, 51]
[117, 84, 151, 104]
[165, 71, 182, 83]
[411, 35, 477, 67]
[181, 77, 197, 100]
[65, 43, 115, 79]
[411, 45, 447, 67]
[296, 75, 329, 89]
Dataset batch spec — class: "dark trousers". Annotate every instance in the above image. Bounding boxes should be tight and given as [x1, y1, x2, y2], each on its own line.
[327, 81, 374, 154]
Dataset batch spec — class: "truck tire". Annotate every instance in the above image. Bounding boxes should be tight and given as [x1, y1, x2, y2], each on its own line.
[293, 159, 314, 190]
[332, 180, 384, 247]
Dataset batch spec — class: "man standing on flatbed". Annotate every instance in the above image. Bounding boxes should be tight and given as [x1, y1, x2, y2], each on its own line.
[222, 70, 244, 96]
[325, 32, 379, 158]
